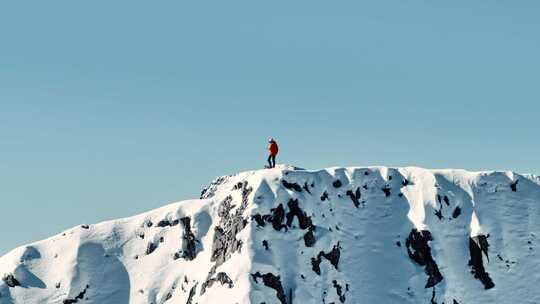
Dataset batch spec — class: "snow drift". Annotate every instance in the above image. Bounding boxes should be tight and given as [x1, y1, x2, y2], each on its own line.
[1, 165, 540, 304]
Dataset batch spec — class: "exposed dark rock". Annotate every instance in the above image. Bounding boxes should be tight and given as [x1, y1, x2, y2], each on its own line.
[396, 241, 401, 247]
[211, 182, 252, 268]
[270, 205, 288, 231]
[286, 199, 313, 230]
[218, 195, 235, 219]
[405, 229, 443, 288]
[63, 284, 89, 304]
[263, 240, 269, 250]
[254, 198, 316, 246]
[452, 207, 462, 219]
[332, 280, 346, 303]
[253, 214, 266, 227]
[436, 194, 442, 204]
[382, 185, 391, 197]
[233, 181, 247, 190]
[211, 226, 241, 267]
[443, 196, 450, 206]
[320, 191, 329, 201]
[157, 219, 180, 228]
[332, 180, 342, 188]
[311, 243, 342, 275]
[181, 217, 199, 260]
[252, 204, 288, 232]
[200, 175, 229, 199]
[430, 287, 436, 304]
[311, 258, 321, 275]
[186, 283, 197, 304]
[510, 180, 519, 192]
[434, 209, 444, 221]
[282, 180, 303, 192]
[345, 188, 361, 208]
[201, 271, 234, 295]
[469, 235, 495, 289]
[303, 228, 316, 247]
[303, 182, 312, 194]
[80, 225, 89, 229]
[146, 241, 158, 255]
[402, 179, 410, 186]
[251, 272, 287, 304]
[2, 274, 20, 288]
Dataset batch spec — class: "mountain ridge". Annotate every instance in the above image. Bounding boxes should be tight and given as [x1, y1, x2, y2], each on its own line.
[1, 165, 540, 304]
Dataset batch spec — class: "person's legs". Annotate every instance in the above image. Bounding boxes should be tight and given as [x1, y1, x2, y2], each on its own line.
[271, 155, 276, 168]
[267, 155, 273, 168]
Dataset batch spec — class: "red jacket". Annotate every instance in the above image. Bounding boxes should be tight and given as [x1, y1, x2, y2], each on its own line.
[268, 141, 279, 156]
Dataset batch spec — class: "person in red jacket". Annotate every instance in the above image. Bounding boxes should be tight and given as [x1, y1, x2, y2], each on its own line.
[267, 138, 279, 168]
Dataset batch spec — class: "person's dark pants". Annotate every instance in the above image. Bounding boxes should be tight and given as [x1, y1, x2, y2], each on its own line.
[267, 155, 276, 168]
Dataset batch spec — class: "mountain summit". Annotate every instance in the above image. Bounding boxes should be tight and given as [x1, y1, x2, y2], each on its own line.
[1, 165, 539, 304]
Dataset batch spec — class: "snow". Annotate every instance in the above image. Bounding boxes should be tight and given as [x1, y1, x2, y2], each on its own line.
[1, 165, 539, 303]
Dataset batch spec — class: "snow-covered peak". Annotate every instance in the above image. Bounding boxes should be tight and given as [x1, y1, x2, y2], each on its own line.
[1, 166, 539, 304]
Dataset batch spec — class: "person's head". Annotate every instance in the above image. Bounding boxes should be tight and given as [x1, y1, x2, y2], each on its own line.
[268, 138, 275, 143]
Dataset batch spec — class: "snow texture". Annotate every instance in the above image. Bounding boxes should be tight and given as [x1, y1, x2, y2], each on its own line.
[1, 165, 540, 304]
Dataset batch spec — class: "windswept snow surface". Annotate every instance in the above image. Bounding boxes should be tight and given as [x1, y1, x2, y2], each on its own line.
[1, 165, 540, 304]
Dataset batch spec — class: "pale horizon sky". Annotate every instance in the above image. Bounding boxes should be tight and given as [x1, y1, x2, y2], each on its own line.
[2, 1, 540, 255]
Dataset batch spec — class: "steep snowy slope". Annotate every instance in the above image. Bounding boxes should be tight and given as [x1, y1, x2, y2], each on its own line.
[1, 165, 540, 304]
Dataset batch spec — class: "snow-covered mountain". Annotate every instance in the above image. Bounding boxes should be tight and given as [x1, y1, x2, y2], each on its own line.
[1, 165, 540, 304]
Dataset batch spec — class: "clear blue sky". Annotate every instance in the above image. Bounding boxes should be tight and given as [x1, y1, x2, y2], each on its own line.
[1, 1, 539, 255]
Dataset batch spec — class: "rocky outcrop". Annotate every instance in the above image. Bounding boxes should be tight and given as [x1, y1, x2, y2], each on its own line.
[1, 166, 538, 304]
[251, 272, 287, 304]
[180, 217, 199, 260]
[312, 243, 342, 275]
[211, 182, 252, 267]
[405, 229, 443, 288]
[282, 180, 303, 192]
[1, 274, 20, 288]
[345, 188, 361, 208]
[469, 235, 495, 289]
[62, 285, 89, 304]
